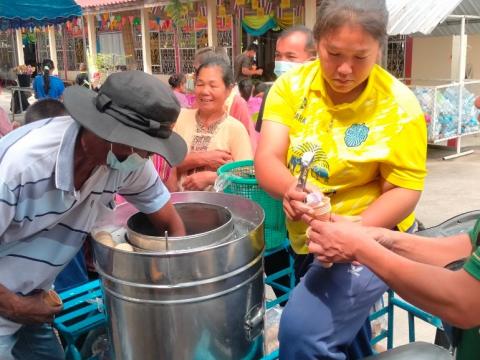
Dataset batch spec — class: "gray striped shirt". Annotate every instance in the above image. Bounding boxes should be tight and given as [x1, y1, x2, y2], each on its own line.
[0, 116, 169, 335]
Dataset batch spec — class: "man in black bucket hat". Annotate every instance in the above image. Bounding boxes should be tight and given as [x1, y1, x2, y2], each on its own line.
[64, 70, 187, 165]
[0, 71, 186, 359]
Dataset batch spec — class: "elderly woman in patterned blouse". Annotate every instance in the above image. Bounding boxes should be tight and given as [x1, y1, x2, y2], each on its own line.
[172, 58, 252, 191]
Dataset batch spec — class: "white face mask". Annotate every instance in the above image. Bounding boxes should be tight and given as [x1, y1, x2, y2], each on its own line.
[274, 60, 304, 77]
[106, 145, 148, 172]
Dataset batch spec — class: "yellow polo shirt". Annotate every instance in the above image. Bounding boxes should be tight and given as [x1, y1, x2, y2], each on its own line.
[263, 60, 427, 254]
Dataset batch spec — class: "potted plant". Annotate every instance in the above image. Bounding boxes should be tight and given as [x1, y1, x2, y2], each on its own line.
[13, 64, 35, 87]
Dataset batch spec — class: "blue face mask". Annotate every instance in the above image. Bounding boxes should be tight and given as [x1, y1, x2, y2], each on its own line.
[274, 60, 304, 78]
[106, 146, 148, 172]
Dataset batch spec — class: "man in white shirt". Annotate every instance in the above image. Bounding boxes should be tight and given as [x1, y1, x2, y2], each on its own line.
[0, 70, 187, 359]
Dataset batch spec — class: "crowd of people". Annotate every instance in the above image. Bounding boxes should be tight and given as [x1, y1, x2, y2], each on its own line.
[0, 0, 480, 359]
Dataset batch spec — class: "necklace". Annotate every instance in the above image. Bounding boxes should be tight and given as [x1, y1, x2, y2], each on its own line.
[195, 111, 227, 134]
[191, 111, 227, 152]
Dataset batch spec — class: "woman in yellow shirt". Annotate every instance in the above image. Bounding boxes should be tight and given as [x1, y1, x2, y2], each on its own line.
[255, 0, 427, 358]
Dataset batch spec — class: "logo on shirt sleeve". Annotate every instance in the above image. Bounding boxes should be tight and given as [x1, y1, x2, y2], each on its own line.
[344, 123, 369, 147]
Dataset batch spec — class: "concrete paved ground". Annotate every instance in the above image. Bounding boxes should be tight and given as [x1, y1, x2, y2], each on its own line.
[2, 91, 478, 351]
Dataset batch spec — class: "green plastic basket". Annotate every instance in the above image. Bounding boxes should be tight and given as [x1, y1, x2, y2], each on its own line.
[217, 160, 287, 250]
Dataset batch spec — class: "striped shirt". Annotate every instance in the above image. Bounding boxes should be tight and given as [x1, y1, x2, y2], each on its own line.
[0, 116, 170, 335]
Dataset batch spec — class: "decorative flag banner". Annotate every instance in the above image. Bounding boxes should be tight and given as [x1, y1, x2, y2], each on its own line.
[216, 16, 224, 28]
[225, 15, 232, 28]
[195, 16, 207, 29]
[265, 1, 273, 15]
[256, 7, 265, 16]
[280, 0, 290, 9]
[237, 6, 245, 18]
[251, 0, 258, 10]
[218, 5, 226, 16]
[152, 6, 165, 15]
[200, 4, 207, 17]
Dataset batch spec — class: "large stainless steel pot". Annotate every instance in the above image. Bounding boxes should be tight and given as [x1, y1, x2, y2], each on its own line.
[92, 192, 265, 360]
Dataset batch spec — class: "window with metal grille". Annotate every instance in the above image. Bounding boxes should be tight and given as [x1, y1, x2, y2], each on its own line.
[0, 31, 16, 72]
[386, 35, 407, 79]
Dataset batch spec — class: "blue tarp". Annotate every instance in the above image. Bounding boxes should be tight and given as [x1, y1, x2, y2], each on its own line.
[0, 0, 82, 30]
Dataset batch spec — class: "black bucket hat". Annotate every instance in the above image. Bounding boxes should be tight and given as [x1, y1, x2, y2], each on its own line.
[64, 70, 187, 166]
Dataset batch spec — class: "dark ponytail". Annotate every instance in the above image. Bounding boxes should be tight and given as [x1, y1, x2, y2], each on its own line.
[168, 73, 186, 89]
[42, 59, 54, 95]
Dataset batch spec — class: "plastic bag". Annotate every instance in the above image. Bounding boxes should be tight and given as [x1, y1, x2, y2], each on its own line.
[213, 172, 232, 192]
[264, 305, 283, 354]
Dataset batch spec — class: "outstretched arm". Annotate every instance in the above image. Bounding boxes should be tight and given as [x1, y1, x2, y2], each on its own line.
[355, 235, 479, 329]
[307, 220, 478, 328]
[147, 200, 186, 237]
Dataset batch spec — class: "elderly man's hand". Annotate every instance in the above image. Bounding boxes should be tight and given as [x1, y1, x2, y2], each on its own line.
[306, 218, 393, 263]
[306, 219, 371, 263]
[7, 290, 62, 325]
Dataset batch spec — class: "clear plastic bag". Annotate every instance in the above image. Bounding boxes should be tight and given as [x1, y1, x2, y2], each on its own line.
[213, 172, 232, 192]
[264, 305, 283, 354]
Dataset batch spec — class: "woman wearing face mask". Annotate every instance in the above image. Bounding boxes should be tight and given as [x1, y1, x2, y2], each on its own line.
[172, 58, 253, 191]
[255, 0, 427, 358]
